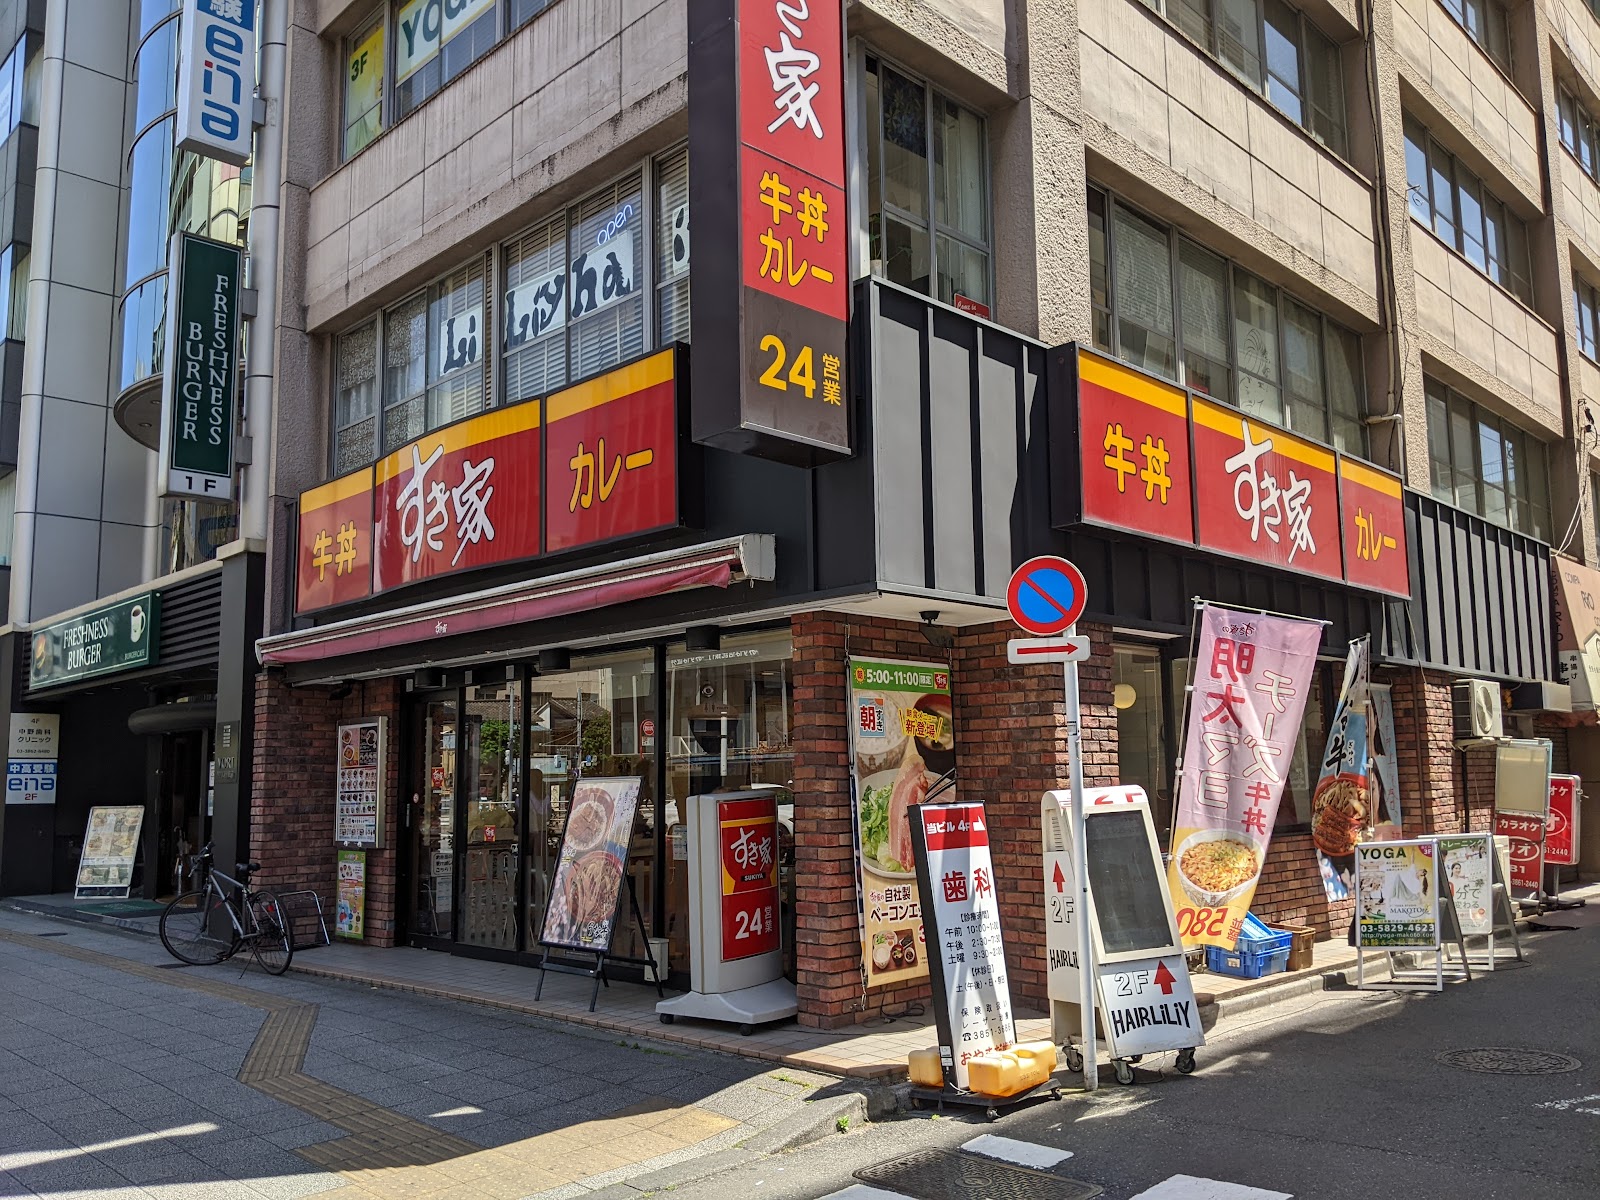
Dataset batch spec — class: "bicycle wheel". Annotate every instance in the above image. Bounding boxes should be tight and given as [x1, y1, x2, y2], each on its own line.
[248, 892, 294, 976]
[159, 890, 240, 965]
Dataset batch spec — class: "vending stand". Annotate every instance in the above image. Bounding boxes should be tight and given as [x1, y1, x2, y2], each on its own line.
[1043, 784, 1204, 1083]
[656, 790, 797, 1032]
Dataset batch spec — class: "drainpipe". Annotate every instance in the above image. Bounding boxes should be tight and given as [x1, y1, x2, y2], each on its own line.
[239, 0, 285, 549]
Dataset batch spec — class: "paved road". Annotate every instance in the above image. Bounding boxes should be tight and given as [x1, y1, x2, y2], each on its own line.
[650, 902, 1600, 1200]
[0, 909, 844, 1200]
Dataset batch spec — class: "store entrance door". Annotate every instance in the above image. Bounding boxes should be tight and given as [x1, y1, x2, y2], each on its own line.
[157, 730, 210, 899]
[405, 694, 458, 946]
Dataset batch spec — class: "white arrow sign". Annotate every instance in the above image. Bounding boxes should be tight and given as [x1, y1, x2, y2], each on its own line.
[1008, 636, 1091, 665]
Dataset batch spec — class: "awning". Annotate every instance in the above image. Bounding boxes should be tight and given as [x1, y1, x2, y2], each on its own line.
[257, 535, 774, 667]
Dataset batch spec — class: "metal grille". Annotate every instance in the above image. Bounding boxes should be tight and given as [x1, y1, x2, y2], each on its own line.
[855, 1149, 1101, 1200]
[1436, 1048, 1582, 1075]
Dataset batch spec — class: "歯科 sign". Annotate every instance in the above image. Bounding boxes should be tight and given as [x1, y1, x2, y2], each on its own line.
[1054, 348, 1411, 598]
[30, 594, 159, 690]
[849, 657, 953, 988]
[335, 720, 386, 848]
[910, 800, 1015, 1090]
[336, 850, 366, 939]
[1546, 775, 1581, 867]
[6, 712, 60, 807]
[541, 778, 642, 952]
[160, 233, 240, 500]
[688, 0, 850, 461]
[176, 0, 256, 167]
[1355, 840, 1439, 949]
[1167, 605, 1322, 948]
[718, 794, 780, 962]
[295, 349, 685, 614]
[8, 713, 59, 760]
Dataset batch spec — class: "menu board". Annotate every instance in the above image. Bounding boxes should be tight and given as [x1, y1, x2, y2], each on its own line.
[910, 800, 1015, 1091]
[1355, 841, 1439, 950]
[336, 850, 366, 940]
[75, 806, 146, 897]
[540, 777, 641, 953]
[335, 719, 386, 848]
[1437, 834, 1493, 937]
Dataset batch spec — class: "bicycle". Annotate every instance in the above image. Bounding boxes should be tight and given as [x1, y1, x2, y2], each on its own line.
[158, 843, 294, 975]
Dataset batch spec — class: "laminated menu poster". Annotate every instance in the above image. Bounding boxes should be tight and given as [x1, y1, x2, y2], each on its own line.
[335, 719, 386, 847]
[540, 777, 641, 952]
[1356, 841, 1439, 950]
[909, 800, 1015, 1090]
[75, 806, 146, 895]
[336, 850, 366, 939]
[849, 657, 955, 988]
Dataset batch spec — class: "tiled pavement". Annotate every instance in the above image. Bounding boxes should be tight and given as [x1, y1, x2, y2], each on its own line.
[0, 909, 855, 1199]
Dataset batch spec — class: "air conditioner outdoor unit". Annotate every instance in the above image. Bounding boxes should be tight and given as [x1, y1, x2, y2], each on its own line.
[1453, 679, 1503, 742]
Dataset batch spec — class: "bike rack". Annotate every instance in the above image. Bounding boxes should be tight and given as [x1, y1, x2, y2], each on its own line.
[276, 890, 332, 951]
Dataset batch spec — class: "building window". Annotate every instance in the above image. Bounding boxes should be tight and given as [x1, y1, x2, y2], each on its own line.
[1404, 116, 1532, 304]
[393, 0, 497, 123]
[344, 10, 385, 159]
[1425, 377, 1551, 539]
[334, 321, 378, 473]
[1115, 645, 1170, 833]
[1088, 186, 1367, 455]
[1577, 278, 1600, 360]
[864, 56, 992, 312]
[656, 145, 691, 344]
[1439, 0, 1510, 72]
[0, 245, 27, 342]
[502, 169, 646, 404]
[1559, 86, 1600, 186]
[1143, 0, 1346, 155]
[0, 33, 39, 146]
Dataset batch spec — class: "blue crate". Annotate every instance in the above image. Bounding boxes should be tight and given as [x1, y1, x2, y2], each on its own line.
[1206, 943, 1291, 979]
[1235, 912, 1292, 957]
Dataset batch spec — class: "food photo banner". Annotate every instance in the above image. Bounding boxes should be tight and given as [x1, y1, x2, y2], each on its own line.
[849, 657, 955, 989]
[1312, 638, 1371, 904]
[1056, 348, 1411, 599]
[295, 348, 686, 614]
[1167, 605, 1323, 949]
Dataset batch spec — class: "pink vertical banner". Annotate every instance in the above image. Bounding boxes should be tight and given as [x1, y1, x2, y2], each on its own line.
[1167, 605, 1323, 949]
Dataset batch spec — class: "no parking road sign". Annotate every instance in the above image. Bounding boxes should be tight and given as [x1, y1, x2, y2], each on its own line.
[1007, 556, 1089, 637]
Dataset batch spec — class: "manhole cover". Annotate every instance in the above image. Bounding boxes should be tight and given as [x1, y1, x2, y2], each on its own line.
[1436, 1048, 1582, 1075]
[855, 1148, 1101, 1200]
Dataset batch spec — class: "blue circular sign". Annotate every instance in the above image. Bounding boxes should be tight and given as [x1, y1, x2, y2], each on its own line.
[1006, 556, 1088, 637]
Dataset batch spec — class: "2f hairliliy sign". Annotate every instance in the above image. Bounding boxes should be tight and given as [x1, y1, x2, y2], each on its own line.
[159, 233, 240, 500]
[688, 0, 851, 464]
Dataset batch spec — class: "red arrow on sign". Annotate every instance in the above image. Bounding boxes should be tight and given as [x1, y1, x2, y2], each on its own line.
[1153, 961, 1176, 995]
[1051, 862, 1065, 893]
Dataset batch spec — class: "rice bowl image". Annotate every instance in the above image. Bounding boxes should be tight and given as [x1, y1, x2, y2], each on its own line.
[1175, 830, 1265, 907]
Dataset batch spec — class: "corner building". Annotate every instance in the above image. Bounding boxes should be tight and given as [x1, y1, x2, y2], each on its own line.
[259, 0, 1598, 1028]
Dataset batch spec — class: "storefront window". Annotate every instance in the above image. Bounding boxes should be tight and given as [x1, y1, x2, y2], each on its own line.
[666, 629, 795, 973]
[1115, 646, 1169, 833]
[460, 681, 522, 950]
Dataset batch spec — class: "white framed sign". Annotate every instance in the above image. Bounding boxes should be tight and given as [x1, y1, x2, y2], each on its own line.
[335, 718, 387, 848]
[8, 713, 59, 760]
[176, 0, 257, 168]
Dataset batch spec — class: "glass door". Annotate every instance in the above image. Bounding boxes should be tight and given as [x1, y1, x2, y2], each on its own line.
[408, 695, 458, 943]
[460, 681, 521, 950]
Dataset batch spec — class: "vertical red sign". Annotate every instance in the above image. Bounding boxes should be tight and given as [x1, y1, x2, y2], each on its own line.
[1546, 776, 1580, 867]
[1077, 352, 1195, 546]
[1339, 458, 1410, 598]
[719, 794, 780, 962]
[297, 470, 374, 613]
[1494, 812, 1545, 892]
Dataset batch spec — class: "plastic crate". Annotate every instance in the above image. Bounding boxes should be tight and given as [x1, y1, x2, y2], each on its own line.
[1235, 912, 1293, 957]
[1206, 943, 1292, 979]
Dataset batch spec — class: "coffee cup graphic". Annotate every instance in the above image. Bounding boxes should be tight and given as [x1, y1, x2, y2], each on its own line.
[130, 604, 146, 643]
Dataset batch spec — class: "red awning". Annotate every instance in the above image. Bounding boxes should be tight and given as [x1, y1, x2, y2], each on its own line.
[258, 536, 770, 667]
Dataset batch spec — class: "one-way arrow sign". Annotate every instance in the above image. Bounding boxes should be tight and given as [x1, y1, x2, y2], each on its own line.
[1052, 862, 1066, 892]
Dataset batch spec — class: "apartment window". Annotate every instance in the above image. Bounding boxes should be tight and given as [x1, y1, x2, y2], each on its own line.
[509, 0, 557, 30]
[393, 0, 497, 122]
[1403, 117, 1532, 304]
[1425, 378, 1551, 538]
[864, 56, 992, 312]
[334, 321, 379, 472]
[1577, 278, 1600, 360]
[1559, 86, 1600, 186]
[656, 146, 691, 344]
[0, 34, 38, 146]
[1439, 0, 1510, 72]
[502, 170, 645, 406]
[344, 11, 384, 159]
[1143, 0, 1346, 156]
[1089, 186, 1367, 455]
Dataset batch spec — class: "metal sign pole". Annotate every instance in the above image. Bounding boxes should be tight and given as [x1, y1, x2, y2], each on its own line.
[1062, 649, 1097, 1091]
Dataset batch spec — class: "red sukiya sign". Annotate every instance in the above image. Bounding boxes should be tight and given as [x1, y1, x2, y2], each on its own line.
[719, 795, 780, 961]
[297, 470, 374, 613]
[373, 404, 543, 594]
[1339, 459, 1410, 598]
[545, 351, 680, 553]
[296, 350, 682, 614]
[739, 146, 847, 321]
[1078, 353, 1195, 547]
[1192, 396, 1343, 584]
[737, 0, 846, 186]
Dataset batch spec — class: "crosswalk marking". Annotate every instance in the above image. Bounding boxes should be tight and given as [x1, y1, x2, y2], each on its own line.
[960, 1133, 1075, 1169]
[1128, 1176, 1293, 1199]
[816, 1187, 909, 1200]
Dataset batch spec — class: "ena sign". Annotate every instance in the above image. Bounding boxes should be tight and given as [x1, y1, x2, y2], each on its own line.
[176, 0, 257, 168]
[160, 234, 240, 500]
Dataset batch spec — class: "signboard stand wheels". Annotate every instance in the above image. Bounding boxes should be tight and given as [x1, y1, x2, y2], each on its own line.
[905, 1079, 1065, 1122]
[536, 872, 662, 1013]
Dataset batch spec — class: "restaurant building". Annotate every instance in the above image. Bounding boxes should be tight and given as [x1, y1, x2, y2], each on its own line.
[239, 0, 1595, 1029]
